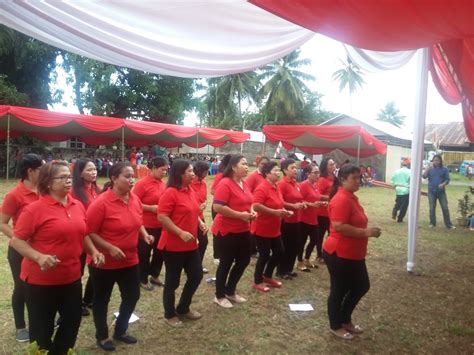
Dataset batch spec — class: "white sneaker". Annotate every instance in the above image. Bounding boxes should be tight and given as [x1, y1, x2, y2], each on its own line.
[447, 225, 456, 230]
[214, 296, 233, 308]
[225, 294, 247, 303]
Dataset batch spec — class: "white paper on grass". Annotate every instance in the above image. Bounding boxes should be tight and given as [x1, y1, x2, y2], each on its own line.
[114, 312, 139, 323]
[289, 304, 313, 311]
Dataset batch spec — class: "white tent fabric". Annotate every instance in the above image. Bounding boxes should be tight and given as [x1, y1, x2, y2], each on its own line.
[0, 0, 314, 77]
[344, 46, 417, 72]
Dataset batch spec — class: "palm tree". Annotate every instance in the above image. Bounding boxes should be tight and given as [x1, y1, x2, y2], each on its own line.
[377, 101, 405, 127]
[258, 49, 315, 124]
[332, 55, 365, 113]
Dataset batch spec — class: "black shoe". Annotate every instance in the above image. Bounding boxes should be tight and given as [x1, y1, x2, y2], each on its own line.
[97, 339, 116, 351]
[113, 334, 137, 344]
[288, 272, 298, 277]
[276, 273, 292, 280]
[81, 306, 90, 316]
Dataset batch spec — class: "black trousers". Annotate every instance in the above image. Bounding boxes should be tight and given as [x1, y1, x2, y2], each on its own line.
[80, 253, 93, 305]
[254, 235, 283, 284]
[316, 216, 330, 258]
[392, 194, 409, 222]
[25, 280, 82, 355]
[8, 246, 27, 329]
[138, 227, 163, 283]
[277, 222, 300, 275]
[299, 222, 320, 261]
[197, 228, 209, 266]
[215, 232, 251, 298]
[90, 265, 140, 341]
[323, 251, 370, 330]
[162, 249, 203, 319]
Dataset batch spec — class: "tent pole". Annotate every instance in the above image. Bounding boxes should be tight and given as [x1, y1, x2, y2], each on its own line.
[121, 126, 125, 161]
[6, 114, 11, 180]
[407, 47, 429, 273]
[196, 134, 199, 155]
[356, 134, 361, 166]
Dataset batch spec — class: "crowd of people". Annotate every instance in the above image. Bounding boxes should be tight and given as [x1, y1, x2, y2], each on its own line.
[1, 151, 459, 353]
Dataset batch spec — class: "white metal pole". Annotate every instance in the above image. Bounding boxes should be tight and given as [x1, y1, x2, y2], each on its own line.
[407, 47, 429, 273]
[356, 134, 361, 166]
[6, 114, 10, 180]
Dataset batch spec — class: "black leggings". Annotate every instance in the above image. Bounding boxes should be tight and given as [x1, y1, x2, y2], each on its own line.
[25, 280, 82, 355]
[162, 249, 203, 319]
[90, 265, 140, 341]
[215, 232, 251, 298]
[137, 228, 163, 283]
[8, 246, 27, 329]
[197, 228, 209, 266]
[80, 253, 93, 306]
[277, 222, 300, 275]
[299, 223, 320, 261]
[323, 251, 370, 330]
[316, 216, 330, 258]
[254, 236, 283, 283]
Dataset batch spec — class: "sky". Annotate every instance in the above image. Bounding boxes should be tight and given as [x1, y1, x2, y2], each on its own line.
[53, 33, 463, 131]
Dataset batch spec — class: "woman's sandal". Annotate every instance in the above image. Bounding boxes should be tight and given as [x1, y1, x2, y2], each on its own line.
[330, 329, 354, 340]
[252, 283, 270, 292]
[342, 323, 364, 334]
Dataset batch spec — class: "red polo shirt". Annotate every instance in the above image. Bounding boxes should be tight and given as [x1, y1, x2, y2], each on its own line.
[251, 179, 284, 238]
[212, 177, 253, 236]
[246, 170, 265, 193]
[316, 175, 334, 217]
[299, 180, 320, 226]
[2, 181, 39, 226]
[323, 187, 369, 260]
[190, 177, 208, 220]
[211, 172, 223, 194]
[86, 189, 143, 269]
[277, 177, 303, 223]
[157, 186, 200, 252]
[133, 175, 165, 228]
[71, 184, 99, 210]
[13, 195, 86, 286]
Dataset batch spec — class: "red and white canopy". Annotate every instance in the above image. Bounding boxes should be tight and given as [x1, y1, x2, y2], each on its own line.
[263, 125, 387, 158]
[0, 105, 249, 148]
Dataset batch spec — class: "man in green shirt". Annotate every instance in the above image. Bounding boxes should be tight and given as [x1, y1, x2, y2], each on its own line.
[391, 159, 411, 223]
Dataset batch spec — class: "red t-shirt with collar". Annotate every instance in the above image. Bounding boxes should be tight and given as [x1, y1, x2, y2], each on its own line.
[251, 179, 284, 238]
[2, 181, 39, 226]
[211, 172, 223, 194]
[71, 184, 99, 210]
[246, 170, 265, 193]
[316, 175, 334, 217]
[299, 180, 320, 226]
[190, 177, 207, 220]
[86, 189, 143, 269]
[157, 186, 200, 252]
[13, 195, 86, 285]
[323, 187, 369, 260]
[277, 177, 303, 223]
[133, 175, 165, 228]
[212, 177, 253, 236]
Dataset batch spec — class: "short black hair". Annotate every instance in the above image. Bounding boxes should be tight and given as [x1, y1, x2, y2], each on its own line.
[19, 153, 43, 181]
[223, 154, 245, 178]
[102, 162, 131, 193]
[304, 163, 318, 176]
[167, 159, 191, 189]
[147, 156, 168, 170]
[193, 161, 209, 179]
[281, 159, 295, 175]
[432, 154, 443, 166]
[329, 164, 360, 199]
[260, 161, 278, 178]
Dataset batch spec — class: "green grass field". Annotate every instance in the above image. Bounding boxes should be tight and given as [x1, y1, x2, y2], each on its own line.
[0, 176, 473, 354]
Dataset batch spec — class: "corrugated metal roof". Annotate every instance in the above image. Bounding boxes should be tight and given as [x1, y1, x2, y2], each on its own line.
[425, 122, 468, 146]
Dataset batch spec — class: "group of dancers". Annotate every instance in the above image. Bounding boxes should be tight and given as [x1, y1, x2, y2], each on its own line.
[1, 152, 381, 353]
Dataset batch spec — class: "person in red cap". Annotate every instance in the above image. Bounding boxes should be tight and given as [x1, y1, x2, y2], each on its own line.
[390, 158, 411, 223]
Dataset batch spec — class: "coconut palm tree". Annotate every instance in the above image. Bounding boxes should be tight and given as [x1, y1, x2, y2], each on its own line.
[258, 49, 315, 124]
[332, 55, 365, 113]
[377, 101, 405, 127]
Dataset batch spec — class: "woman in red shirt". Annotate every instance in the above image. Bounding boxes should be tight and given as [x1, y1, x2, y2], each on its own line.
[252, 161, 292, 292]
[190, 160, 210, 273]
[133, 156, 168, 290]
[1, 154, 43, 342]
[71, 158, 102, 316]
[323, 164, 381, 340]
[11, 161, 103, 354]
[158, 159, 207, 327]
[297, 164, 328, 270]
[276, 159, 306, 280]
[316, 157, 336, 264]
[87, 162, 154, 351]
[212, 154, 255, 308]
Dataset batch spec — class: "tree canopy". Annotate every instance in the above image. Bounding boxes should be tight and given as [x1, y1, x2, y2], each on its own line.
[377, 101, 405, 127]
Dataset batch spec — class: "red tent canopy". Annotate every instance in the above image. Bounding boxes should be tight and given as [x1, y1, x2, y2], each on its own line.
[250, 0, 474, 141]
[0, 105, 249, 148]
[262, 125, 387, 157]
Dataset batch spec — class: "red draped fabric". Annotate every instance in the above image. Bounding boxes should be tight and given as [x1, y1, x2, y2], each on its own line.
[250, 0, 474, 141]
[262, 125, 386, 158]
